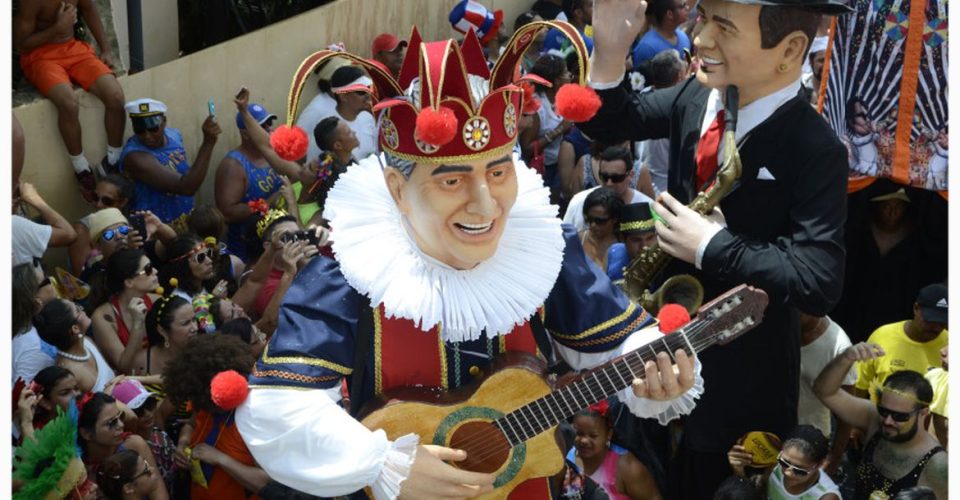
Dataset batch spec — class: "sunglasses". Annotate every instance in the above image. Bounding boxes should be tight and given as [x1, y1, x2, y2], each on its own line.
[586, 215, 612, 225]
[39, 275, 53, 288]
[92, 192, 120, 207]
[192, 249, 214, 265]
[101, 225, 131, 242]
[777, 454, 812, 477]
[599, 172, 628, 183]
[130, 459, 151, 482]
[135, 263, 155, 276]
[877, 405, 921, 423]
[132, 123, 162, 134]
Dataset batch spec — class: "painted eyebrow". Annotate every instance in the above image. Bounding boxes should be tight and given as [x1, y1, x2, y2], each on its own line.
[431, 155, 512, 175]
[696, 7, 739, 31]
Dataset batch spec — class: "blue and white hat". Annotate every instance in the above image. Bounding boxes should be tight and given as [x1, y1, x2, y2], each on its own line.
[448, 0, 504, 45]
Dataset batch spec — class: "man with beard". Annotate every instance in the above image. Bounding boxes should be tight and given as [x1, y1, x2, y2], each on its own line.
[814, 345, 947, 499]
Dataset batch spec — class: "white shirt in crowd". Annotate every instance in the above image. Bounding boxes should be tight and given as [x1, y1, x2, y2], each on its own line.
[13, 215, 51, 267]
[563, 186, 654, 232]
[296, 92, 378, 162]
[12, 327, 55, 385]
[798, 316, 856, 436]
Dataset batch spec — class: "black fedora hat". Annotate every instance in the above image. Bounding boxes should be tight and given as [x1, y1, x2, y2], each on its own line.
[725, 0, 854, 15]
[619, 202, 656, 234]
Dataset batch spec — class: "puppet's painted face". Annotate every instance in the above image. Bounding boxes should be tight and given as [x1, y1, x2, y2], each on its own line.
[386, 154, 518, 270]
[693, 0, 786, 102]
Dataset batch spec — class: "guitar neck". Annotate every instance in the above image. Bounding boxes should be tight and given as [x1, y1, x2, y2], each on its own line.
[493, 320, 712, 447]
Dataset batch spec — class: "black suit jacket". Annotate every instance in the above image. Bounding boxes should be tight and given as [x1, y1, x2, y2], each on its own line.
[580, 77, 848, 451]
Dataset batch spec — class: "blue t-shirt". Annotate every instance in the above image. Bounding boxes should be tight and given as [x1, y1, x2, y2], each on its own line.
[606, 242, 630, 281]
[119, 128, 194, 223]
[224, 150, 282, 260]
[542, 26, 594, 56]
[631, 28, 691, 69]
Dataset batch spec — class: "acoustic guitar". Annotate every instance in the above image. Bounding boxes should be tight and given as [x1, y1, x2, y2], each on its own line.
[361, 285, 768, 499]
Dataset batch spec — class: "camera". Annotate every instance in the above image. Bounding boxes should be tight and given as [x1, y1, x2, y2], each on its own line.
[280, 229, 320, 245]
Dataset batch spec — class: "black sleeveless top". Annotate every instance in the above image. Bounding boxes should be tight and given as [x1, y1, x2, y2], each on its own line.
[854, 432, 944, 499]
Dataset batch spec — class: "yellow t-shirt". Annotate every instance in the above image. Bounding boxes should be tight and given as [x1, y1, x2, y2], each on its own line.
[925, 367, 949, 418]
[855, 320, 948, 401]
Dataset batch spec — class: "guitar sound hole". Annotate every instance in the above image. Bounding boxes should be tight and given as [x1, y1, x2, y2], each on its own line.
[447, 421, 510, 474]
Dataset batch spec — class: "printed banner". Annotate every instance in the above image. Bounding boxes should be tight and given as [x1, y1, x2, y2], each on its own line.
[822, 0, 948, 194]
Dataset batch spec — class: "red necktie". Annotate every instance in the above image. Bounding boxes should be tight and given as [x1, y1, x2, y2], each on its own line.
[695, 109, 725, 190]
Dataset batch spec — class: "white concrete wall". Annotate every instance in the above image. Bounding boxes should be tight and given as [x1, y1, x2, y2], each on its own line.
[14, 0, 532, 267]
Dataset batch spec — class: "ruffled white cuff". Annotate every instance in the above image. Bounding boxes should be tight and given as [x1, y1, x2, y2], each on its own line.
[371, 433, 419, 500]
[554, 325, 704, 425]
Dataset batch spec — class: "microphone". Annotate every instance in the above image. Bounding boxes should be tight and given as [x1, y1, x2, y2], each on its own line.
[657, 303, 691, 334]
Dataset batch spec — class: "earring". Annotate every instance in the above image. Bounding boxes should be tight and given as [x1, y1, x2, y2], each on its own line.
[778, 63, 788, 72]
[163, 338, 170, 348]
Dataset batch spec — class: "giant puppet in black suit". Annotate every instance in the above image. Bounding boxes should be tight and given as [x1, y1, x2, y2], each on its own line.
[582, 0, 854, 497]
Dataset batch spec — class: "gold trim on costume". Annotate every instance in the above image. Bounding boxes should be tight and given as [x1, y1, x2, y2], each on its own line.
[438, 323, 449, 390]
[556, 311, 650, 348]
[259, 343, 353, 375]
[382, 140, 517, 164]
[549, 302, 639, 341]
[374, 306, 383, 396]
[252, 367, 340, 384]
[620, 220, 655, 232]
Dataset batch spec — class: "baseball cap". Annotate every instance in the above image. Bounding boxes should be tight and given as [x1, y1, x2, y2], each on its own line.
[916, 284, 948, 324]
[371, 33, 406, 56]
[870, 187, 910, 203]
[236, 103, 278, 130]
[113, 379, 153, 410]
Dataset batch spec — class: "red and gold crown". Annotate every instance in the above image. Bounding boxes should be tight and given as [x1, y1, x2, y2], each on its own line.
[276, 21, 599, 163]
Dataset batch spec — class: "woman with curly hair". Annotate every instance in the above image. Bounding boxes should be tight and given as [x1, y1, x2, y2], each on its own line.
[90, 248, 160, 369]
[159, 234, 229, 303]
[163, 334, 270, 500]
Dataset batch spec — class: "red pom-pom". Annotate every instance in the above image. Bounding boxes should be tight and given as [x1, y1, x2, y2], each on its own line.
[555, 84, 602, 122]
[270, 125, 309, 161]
[210, 370, 249, 410]
[657, 303, 691, 334]
[415, 106, 458, 147]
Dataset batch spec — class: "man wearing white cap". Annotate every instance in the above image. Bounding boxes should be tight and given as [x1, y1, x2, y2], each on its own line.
[118, 98, 222, 223]
[802, 36, 829, 105]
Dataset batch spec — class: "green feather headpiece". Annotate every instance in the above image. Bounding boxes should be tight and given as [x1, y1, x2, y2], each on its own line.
[13, 406, 86, 500]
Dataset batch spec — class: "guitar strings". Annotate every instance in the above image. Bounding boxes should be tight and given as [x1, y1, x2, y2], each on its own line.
[445, 320, 721, 460]
[446, 323, 726, 463]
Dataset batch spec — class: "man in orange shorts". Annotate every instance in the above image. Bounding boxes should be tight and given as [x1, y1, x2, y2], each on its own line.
[14, 0, 126, 203]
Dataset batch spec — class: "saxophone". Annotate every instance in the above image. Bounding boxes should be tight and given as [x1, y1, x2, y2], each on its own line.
[621, 86, 742, 315]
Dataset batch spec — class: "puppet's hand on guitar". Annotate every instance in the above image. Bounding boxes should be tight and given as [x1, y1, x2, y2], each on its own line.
[631, 349, 695, 401]
[399, 445, 495, 500]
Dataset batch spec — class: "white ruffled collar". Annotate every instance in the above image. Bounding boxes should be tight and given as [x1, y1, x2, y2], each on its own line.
[323, 153, 565, 342]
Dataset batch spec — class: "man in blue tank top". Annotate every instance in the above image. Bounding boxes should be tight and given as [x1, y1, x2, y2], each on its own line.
[118, 98, 221, 223]
[215, 103, 284, 260]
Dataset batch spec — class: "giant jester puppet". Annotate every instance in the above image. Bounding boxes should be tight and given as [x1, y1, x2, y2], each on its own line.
[219, 23, 704, 499]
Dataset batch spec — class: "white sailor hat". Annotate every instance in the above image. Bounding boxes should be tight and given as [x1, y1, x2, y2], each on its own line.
[125, 98, 168, 117]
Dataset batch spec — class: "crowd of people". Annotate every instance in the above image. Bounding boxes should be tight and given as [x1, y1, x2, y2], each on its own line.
[11, 0, 948, 499]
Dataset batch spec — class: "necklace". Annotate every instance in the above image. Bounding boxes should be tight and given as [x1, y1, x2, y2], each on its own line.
[57, 347, 91, 362]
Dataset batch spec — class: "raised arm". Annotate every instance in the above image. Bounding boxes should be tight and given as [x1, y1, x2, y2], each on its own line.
[813, 342, 884, 434]
[234, 88, 304, 179]
[123, 117, 221, 196]
[19, 182, 76, 246]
